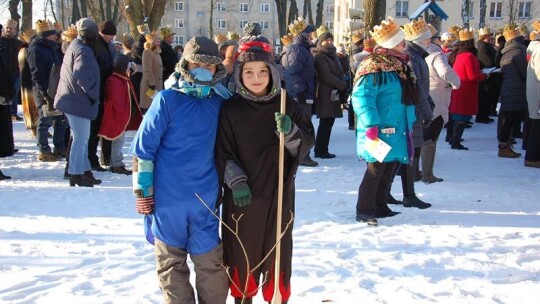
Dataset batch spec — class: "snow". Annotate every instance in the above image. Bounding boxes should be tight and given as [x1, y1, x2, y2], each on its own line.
[1, 114, 540, 304]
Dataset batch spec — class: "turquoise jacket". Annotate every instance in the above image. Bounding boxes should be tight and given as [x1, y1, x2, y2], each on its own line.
[352, 71, 416, 164]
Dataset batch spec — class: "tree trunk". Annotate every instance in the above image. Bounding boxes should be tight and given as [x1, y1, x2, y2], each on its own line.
[20, 0, 32, 32]
[121, 0, 168, 38]
[315, 0, 324, 27]
[478, 0, 486, 28]
[8, 0, 21, 25]
[462, 0, 470, 28]
[289, 0, 299, 25]
[71, 0, 81, 25]
[363, 0, 386, 36]
[209, 0, 215, 39]
[274, 0, 288, 37]
[48, 0, 58, 23]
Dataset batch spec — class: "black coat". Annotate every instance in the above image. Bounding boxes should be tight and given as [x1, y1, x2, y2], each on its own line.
[0, 37, 23, 77]
[27, 37, 61, 107]
[160, 40, 177, 81]
[313, 48, 346, 118]
[499, 38, 528, 112]
[93, 35, 115, 100]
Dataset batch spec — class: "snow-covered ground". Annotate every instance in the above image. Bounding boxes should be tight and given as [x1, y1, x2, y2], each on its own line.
[1, 113, 539, 304]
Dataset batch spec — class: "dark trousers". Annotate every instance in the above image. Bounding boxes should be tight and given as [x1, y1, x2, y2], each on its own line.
[477, 82, 492, 121]
[0, 104, 15, 157]
[356, 161, 397, 214]
[88, 100, 111, 166]
[314, 117, 335, 155]
[423, 116, 444, 141]
[497, 110, 522, 143]
[525, 119, 540, 162]
[347, 103, 355, 128]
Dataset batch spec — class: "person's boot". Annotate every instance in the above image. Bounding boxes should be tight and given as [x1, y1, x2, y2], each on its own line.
[451, 122, 468, 150]
[110, 166, 132, 175]
[69, 174, 93, 187]
[84, 170, 102, 185]
[401, 164, 432, 209]
[421, 140, 443, 184]
[387, 193, 403, 205]
[445, 119, 454, 143]
[413, 155, 422, 181]
[498, 141, 521, 158]
[300, 155, 318, 167]
[0, 170, 11, 181]
[63, 166, 70, 180]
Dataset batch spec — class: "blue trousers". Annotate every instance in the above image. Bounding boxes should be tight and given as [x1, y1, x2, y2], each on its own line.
[65, 114, 91, 175]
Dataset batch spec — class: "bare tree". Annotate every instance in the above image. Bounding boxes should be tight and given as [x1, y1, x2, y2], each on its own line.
[302, 0, 314, 25]
[8, 0, 20, 25]
[315, 0, 324, 27]
[363, 0, 386, 36]
[462, 0, 471, 28]
[479, 0, 487, 28]
[503, 0, 537, 26]
[20, 0, 31, 32]
[289, 0, 299, 26]
[274, 0, 288, 37]
[120, 0, 168, 38]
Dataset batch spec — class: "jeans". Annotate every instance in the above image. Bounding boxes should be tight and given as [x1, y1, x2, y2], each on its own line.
[36, 106, 66, 153]
[110, 134, 125, 167]
[65, 113, 91, 175]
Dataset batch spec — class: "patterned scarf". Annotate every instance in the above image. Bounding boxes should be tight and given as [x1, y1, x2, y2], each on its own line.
[354, 47, 419, 105]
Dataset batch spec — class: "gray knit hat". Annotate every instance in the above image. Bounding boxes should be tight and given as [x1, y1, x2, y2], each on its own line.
[176, 36, 227, 85]
[76, 18, 98, 40]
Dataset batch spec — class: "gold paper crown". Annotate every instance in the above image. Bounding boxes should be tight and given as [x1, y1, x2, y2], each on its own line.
[137, 23, 150, 35]
[351, 29, 364, 44]
[20, 29, 36, 43]
[145, 31, 160, 42]
[3, 19, 18, 28]
[316, 25, 329, 38]
[533, 20, 540, 32]
[503, 24, 520, 41]
[160, 26, 175, 38]
[288, 17, 308, 36]
[35, 20, 55, 34]
[61, 25, 78, 42]
[478, 27, 492, 37]
[213, 33, 227, 44]
[448, 25, 463, 36]
[403, 17, 429, 40]
[280, 33, 293, 46]
[363, 37, 376, 49]
[370, 17, 400, 46]
[459, 28, 475, 41]
[228, 31, 240, 42]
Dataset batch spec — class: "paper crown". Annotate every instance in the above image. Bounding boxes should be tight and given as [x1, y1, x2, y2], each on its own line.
[428, 24, 438, 38]
[61, 24, 78, 42]
[228, 31, 240, 42]
[288, 17, 308, 36]
[531, 31, 540, 41]
[137, 23, 150, 35]
[351, 29, 364, 44]
[145, 31, 160, 43]
[533, 20, 540, 32]
[403, 17, 430, 40]
[448, 25, 463, 36]
[159, 26, 175, 38]
[280, 33, 293, 46]
[503, 24, 520, 41]
[214, 33, 227, 44]
[363, 37, 376, 49]
[35, 20, 55, 34]
[20, 29, 36, 43]
[370, 17, 401, 46]
[3, 19, 18, 28]
[317, 25, 329, 38]
[478, 27, 492, 37]
[459, 28, 475, 41]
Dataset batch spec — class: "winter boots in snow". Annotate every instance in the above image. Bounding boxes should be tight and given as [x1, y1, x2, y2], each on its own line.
[525, 160, 540, 168]
[401, 163, 432, 209]
[403, 194, 432, 209]
[498, 142, 521, 158]
[69, 174, 93, 187]
[421, 140, 443, 184]
[84, 170, 102, 185]
[451, 121, 468, 150]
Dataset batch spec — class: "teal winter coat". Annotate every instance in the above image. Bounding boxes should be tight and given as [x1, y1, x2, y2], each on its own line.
[352, 71, 416, 164]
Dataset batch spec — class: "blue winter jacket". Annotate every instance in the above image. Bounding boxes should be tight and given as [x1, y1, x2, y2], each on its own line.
[282, 32, 315, 100]
[130, 90, 224, 254]
[352, 71, 416, 164]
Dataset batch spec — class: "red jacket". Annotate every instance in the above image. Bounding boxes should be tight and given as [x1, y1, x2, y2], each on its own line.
[98, 73, 143, 140]
[449, 52, 486, 115]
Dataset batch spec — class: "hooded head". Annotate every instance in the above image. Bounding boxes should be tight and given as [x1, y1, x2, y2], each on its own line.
[76, 18, 98, 42]
[176, 36, 227, 86]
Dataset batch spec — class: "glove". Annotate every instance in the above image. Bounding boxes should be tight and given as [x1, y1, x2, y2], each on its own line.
[275, 112, 292, 135]
[365, 126, 379, 140]
[421, 119, 432, 128]
[149, 85, 156, 90]
[231, 182, 252, 207]
[136, 196, 155, 214]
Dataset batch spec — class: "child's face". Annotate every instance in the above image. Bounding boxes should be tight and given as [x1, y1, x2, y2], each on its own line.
[241, 61, 270, 97]
[187, 62, 217, 76]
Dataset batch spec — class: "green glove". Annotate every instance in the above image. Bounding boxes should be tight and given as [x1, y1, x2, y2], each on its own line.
[231, 182, 252, 207]
[275, 112, 292, 135]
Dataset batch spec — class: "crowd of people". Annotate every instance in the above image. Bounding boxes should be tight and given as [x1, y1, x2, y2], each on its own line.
[1, 14, 540, 304]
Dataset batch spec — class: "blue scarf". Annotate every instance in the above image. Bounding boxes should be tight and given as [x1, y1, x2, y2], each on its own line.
[164, 68, 232, 99]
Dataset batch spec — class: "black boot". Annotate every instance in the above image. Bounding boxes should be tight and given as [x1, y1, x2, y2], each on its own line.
[451, 122, 468, 150]
[445, 119, 454, 143]
[84, 170, 102, 185]
[0, 170, 11, 181]
[64, 166, 70, 180]
[387, 193, 403, 205]
[69, 174, 93, 187]
[403, 194, 432, 209]
[401, 164, 431, 209]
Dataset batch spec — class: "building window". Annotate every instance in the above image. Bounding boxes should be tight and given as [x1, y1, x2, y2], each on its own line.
[489, 2, 502, 18]
[239, 20, 248, 29]
[326, 21, 334, 30]
[240, 3, 249, 12]
[260, 20, 269, 29]
[175, 19, 184, 28]
[217, 20, 226, 29]
[518, 1, 531, 18]
[261, 3, 270, 13]
[216, 2, 226, 12]
[395, 1, 409, 18]
[174, 2, 184, 11]
[175, 36, 184, 46]
[326, 4, 334, 13]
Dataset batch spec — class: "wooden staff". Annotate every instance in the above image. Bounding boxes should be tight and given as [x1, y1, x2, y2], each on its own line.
[271, 88, 287, 304]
